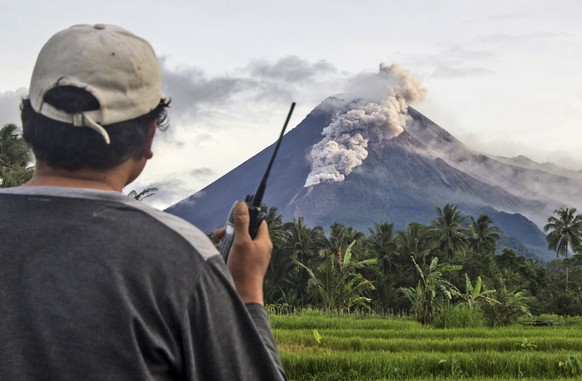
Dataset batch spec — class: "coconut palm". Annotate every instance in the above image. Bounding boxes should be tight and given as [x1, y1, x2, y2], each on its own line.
[126, 187, 158, 201]
[262, 206, 297, 304]
[367, 222, 398, 275]
[429, 203, 469, 261]
[264, 204, 286, 244]
[323, 222, 364, 262]
[280, 217, 326, 306]
[544, 208, 582, 259]
[467, 214, 500, 257]
[395, 222, 435, 271]
[543, 207, 582, 291]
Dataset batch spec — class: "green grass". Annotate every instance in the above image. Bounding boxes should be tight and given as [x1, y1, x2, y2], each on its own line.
[272, 312, 582, 380]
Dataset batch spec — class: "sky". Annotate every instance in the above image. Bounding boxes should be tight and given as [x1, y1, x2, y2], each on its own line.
[1, 0, 581, 209]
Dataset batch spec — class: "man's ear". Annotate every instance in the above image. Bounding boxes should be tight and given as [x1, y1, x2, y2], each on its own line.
[143, 121, 157, 159]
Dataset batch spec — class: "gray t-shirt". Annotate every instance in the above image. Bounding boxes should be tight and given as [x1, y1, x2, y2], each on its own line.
[0, 186, 286, 380]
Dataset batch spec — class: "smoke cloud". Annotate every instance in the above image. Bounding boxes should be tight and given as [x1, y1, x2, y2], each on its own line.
[304, 63, 426, 187]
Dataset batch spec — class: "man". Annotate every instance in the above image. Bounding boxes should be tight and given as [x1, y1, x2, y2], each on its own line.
[0, 24, 287, 380]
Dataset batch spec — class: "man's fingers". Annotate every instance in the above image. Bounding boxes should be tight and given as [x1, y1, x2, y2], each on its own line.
[231, 202, 269, 243]
[254, 219, 270, 240]
[213, 227, 225, 239]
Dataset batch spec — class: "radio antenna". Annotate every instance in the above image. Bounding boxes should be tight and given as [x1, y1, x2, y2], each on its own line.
[249, 102, 295, 206]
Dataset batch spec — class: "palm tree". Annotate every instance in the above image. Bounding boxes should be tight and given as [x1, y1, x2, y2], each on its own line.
[0, 124, 34, 187]
[429, 203, 469, 261]
[323, 222, 364, 262]
[284, 217, 326, 265]
[0, 166, 35, 188]
[279, 217, 326, 306]
[263, 204, 287, 249]
[543, 207, 582, 291]
[395, 222, 435, 270]
[126, 187, 158, 200]
[467, 214, 500, 257]
[262, 206, 297, 305]
[367, 222, 398, 275]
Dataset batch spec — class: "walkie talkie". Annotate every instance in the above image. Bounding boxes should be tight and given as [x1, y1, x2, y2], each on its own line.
[219, 102, 296, 261]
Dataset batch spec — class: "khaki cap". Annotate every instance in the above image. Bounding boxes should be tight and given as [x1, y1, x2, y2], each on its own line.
[29, 24, 165, 144]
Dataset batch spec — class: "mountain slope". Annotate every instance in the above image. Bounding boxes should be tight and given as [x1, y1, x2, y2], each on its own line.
[165, 97, 579, 261]
[406, 108, 581, 226]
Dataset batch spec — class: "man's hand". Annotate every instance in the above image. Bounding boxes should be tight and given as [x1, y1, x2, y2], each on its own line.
[222, 201, 273, 305]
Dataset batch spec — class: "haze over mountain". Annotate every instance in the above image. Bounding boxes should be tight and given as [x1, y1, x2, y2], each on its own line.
[166, 64, 581, 261]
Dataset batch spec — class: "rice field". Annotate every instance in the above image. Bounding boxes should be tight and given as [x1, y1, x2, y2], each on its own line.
[270, 313, 582, 380]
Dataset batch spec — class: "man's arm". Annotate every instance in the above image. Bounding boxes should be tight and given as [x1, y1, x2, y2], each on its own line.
[185, 202, 286, 380]
[245, 303, 287, 378]
[185, 256, 287, 381]
[226, 202, 287, 378]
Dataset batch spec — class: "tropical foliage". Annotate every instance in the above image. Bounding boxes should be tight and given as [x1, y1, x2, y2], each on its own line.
[0, 124, 34, 187]
[259, 203, 582, 324]
[400, 256, 461, 324]
[544, 207, 582, 292]
[298, 240, 377, 312]
[126, 187, 158, 200]
[544, 207, 582, 260]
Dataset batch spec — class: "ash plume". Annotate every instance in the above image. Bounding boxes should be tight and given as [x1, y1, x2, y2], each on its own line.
[304, 64, 426, 187]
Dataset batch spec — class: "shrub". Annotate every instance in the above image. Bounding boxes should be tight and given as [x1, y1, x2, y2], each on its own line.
[481, 287, 532, 327]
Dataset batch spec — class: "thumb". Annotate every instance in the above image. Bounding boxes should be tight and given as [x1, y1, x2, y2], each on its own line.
[232, 201, 250, 240]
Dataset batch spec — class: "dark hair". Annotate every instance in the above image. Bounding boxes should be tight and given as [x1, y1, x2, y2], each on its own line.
[21, 86, 170, 171]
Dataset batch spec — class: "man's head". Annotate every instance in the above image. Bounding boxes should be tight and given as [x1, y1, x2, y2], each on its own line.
[21, 24, 169, 171]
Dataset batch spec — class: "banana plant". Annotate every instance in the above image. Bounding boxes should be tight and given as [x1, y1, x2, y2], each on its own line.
[463, 274, 499, 309]
[296, 240, 377, 312]
[400, 256, 461, 324]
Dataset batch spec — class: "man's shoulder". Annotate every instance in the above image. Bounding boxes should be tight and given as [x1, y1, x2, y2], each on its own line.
[0, 186, 219, 261]
[123, 194, 219, 262]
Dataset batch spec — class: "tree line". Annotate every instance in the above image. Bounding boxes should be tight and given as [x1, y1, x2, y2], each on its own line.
[257, 203, 582, 327]
[3, 123, 582, 326]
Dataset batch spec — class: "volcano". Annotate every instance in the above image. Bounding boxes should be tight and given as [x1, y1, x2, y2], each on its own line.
[165, 96, 581, 261]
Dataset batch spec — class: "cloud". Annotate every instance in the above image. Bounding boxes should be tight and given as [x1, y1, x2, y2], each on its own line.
[488, 12, 534, 21]
[245, 56, 337, 83]
[132, 167, 216, 210]
[138, 56, 351, 207]
[160, 55, 337, 124]
[431, 65, 495, 78]
[193, 133, 216, 147]
[0, 88, 27, 127]
[189, 167, 215, 179]
[160, 60, 253, 121]
[428, 45, 495, 79]
[476, 31, 577, 45]
[154, 55, 344, 161]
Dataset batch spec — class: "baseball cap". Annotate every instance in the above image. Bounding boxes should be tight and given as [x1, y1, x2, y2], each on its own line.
[29, 24, 166, 144]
